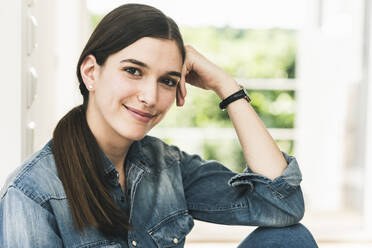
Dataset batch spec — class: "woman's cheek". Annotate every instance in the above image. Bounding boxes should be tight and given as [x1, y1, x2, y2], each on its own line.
[114, 79, 136, 95]
[163, 89, 177, 105]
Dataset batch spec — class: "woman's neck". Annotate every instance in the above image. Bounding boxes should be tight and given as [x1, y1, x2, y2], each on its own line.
[85, 104, 133, 172]
[99, 139, 131, 170]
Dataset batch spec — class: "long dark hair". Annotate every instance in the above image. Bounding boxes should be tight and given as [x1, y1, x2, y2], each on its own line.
[52, 4, 185, 237]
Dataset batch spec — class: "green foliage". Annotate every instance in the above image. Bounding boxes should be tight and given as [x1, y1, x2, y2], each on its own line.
[202, 139, 294, 173]
[249, 90, 295, 128]
[159, 86, 231, 128]
[202, 139, 246, 173]
[91, 14, 103, 28]
[180, 26, 296, 79]
[160, 88, 295, 129]
[276, 140, 294, 155]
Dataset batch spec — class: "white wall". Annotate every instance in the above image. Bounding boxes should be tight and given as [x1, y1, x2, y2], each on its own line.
[55, 0, 90, 124]
[296, 0, 364, 212]
[362, 0, 372, 232]
[0, 0, 23, 186]
[0, 0, 90, 188]
[26, 0, 58, 154]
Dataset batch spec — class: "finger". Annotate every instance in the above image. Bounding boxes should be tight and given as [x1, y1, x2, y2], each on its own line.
[176, 64, 188, 107]
[180, 64, 188, 98]
[176, 82, 185, 106]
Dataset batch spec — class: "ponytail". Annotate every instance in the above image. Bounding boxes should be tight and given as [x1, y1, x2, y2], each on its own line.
[52, 104, 132, 237]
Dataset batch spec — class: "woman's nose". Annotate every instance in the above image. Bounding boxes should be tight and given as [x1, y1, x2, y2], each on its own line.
[137, 79, 158, 107]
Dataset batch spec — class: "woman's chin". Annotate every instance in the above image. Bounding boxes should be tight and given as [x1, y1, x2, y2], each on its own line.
[130, 133, 147, 141]
[119, 130, 148, 141]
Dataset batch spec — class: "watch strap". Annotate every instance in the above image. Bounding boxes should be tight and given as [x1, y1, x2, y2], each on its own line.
[219, 85, 251, 110]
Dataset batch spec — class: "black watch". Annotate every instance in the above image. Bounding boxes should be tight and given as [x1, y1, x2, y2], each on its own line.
[219, 85, 251, 110]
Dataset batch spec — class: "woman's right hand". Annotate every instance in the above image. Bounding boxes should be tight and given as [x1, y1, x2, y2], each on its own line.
[176, 45, 239, 107]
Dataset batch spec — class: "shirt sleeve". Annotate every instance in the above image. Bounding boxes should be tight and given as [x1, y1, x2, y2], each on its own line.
[0, 186, 63, 248]
[179, 149, 305, 227]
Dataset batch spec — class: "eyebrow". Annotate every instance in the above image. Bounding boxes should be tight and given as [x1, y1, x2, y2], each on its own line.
[120, 58, 181, 78]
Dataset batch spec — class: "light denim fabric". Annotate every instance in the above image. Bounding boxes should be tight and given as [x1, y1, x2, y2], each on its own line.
[0, 135, 305, 247]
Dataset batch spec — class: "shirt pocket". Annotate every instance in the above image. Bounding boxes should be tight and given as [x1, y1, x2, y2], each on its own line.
[148, 211, 194, 248]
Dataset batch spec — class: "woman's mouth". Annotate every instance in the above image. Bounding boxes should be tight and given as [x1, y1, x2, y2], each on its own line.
[123, 105, 156, 123]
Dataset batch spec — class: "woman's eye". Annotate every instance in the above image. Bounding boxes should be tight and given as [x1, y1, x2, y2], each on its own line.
[123, 67, 141, 76]
[162, 78, 178, 87]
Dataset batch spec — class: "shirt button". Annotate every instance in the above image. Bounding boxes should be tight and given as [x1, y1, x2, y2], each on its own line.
[173, 238, 178, 244]
[132, 240, 137, 246]
[120, 196, 125, 202]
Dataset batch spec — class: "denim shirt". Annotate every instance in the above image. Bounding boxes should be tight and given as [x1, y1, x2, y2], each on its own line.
[0, 135, 304, 248]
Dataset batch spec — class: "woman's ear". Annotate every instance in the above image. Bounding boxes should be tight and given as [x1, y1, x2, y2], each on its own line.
[80, 54, 98, 92]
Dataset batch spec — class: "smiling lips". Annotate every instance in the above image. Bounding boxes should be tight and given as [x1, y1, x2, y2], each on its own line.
[123, 105, 156, 123]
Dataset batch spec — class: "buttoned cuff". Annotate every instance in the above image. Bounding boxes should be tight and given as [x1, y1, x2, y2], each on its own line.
[228, 152, 302, 198]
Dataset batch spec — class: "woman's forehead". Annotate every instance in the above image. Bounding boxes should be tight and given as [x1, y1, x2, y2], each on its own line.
[111, 37, 183, 71]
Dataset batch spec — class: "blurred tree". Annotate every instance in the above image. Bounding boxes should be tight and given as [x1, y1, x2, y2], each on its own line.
[180, 27, 296, 79]
[202, 139, 293, 173]
[203, 139, 246, 173]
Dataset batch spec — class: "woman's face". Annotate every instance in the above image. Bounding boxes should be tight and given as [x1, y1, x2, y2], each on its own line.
[85, 37, 183, 142]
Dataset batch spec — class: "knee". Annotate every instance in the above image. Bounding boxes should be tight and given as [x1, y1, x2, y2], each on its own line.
[238, 223, 318, 248]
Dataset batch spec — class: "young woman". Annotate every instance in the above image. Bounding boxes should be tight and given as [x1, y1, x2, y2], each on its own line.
[0, 4, 317, 248]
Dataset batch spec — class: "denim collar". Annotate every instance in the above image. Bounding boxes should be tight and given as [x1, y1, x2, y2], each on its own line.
[46, 138, 144, 182]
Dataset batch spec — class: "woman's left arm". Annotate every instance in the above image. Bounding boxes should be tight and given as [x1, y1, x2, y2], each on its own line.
[177, 45, 286, 181]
